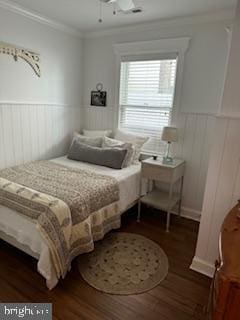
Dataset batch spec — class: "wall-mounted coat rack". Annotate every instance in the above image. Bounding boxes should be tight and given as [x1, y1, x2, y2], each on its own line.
[0, 41, 41, 77]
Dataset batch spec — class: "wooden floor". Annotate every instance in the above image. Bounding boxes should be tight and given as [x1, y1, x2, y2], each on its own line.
[0, 207, 211, 320]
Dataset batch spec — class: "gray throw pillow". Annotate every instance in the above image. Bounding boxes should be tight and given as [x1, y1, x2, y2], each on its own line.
[102, 136, 134, 167]
[68, 140, 128, 169]
[112, 144, 134, 168]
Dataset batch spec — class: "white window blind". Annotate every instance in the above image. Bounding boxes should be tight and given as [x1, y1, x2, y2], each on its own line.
[119, 57, 178, 154]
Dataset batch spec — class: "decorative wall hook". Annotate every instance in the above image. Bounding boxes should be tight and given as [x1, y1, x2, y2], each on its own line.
[0, 41, 41, 77]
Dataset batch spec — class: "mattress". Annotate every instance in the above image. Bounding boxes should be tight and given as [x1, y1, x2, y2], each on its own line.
[0, 157, 142, 288]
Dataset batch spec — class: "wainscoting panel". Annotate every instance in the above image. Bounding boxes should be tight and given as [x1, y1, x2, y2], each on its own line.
[174, 113, 215, 214]
[192, 118, 240, 276]
[82, 105, 215, 216]
[207, 119, 240, 261]
[82, 106, 116, 130]
[0, 103, 81, 169]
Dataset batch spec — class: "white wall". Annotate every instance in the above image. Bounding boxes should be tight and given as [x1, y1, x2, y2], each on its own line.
[0, 4, 238, 277]
[83, 20, 230, 114]
[82, 17, 231, 217]
[0, 5, 236, 232]
[0, 7, 83, 168]
[192, 2, 240, 277]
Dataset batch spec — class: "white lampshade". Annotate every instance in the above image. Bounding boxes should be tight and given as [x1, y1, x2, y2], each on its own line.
[161, 126, 178, 142]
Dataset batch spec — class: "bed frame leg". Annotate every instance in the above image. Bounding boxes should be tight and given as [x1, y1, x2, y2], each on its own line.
[137, 200, 141, 222]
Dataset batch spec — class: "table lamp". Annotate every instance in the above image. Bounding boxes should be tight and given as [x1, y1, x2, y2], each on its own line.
[161, 126, 178, 164]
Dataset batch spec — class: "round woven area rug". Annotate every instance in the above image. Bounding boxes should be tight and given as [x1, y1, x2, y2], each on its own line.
[78, 232, 169, 295]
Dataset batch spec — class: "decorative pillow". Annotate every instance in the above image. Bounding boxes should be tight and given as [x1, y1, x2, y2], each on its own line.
[102, 136, 124, 148]
[72, 132, 102, 147]
[102, 136, 134, 167]
[82, 129, 112, 138]
[68, 140, 128, 169]
[114, 129, 149, 162]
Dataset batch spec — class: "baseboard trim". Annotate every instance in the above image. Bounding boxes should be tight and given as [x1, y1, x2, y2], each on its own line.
[172, 206, 201, 222]
[190, 256, 215, 278]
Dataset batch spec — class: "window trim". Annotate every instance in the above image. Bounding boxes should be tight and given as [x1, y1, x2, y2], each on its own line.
[113, 38, 190, 131]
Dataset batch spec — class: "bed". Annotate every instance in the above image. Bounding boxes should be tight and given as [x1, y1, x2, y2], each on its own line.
[0, 156, 143, 289]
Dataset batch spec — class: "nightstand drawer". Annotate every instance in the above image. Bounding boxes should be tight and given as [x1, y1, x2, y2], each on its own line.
[141, 163, 172, 183]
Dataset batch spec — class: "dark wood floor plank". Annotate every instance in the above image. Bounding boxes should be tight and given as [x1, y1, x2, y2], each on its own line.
[148, 284, 197, 316]
[0, 206, 211, 320]
[160, 273, 209, 306]
[114, 293, 194, 320]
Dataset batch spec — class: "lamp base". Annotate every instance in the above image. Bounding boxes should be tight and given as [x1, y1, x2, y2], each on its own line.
[162, 156, 174, 165]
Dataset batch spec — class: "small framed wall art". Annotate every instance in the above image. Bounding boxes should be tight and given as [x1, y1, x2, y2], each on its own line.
[91, 83, 107, 107]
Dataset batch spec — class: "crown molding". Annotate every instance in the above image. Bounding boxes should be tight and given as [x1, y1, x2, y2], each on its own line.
[0, 0, 82, 38]
[84, 9, 235, 39]
[0, 0, 235, 40]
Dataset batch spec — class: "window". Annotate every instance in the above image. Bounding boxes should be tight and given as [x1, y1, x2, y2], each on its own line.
[119, 57, 178, 154]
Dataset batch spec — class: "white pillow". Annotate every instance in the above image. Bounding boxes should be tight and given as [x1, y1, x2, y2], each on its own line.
[82, 129, 112, 138]
[114, 129, 149, 162]
[102, 136, 135, 167]
[102, 136, 124, 148]
[72, 132, 103, 147]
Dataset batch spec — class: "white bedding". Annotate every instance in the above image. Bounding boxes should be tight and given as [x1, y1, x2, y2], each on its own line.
[0, 157, 142, 288]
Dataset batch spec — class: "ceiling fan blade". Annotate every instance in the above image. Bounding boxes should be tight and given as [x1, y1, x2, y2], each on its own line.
[116, 0, 135, 11]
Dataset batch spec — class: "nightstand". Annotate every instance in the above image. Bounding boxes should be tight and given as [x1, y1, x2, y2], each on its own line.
[138, 158, 185, 232]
